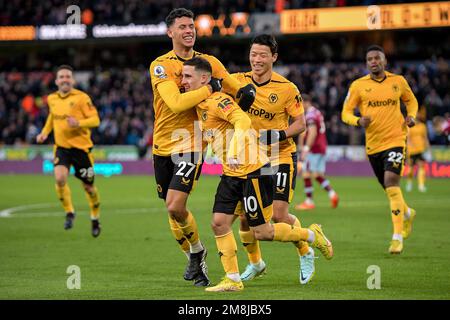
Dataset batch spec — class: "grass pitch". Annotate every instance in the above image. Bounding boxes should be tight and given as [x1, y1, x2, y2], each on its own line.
[0, 174, 449, 300]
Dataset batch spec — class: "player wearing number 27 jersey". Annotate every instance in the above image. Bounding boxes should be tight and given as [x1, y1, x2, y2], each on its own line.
[149, 8, 257, 288]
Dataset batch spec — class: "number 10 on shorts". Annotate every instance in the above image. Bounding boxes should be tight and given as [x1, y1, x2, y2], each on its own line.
[243, 196, 258, 213]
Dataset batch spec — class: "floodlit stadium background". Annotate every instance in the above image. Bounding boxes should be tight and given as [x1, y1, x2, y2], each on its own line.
[0, 0, 449, 301]
[0, 0, 448, 177]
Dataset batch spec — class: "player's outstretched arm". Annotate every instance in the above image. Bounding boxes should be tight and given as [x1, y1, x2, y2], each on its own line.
[158, 80, 211, 114]
[205, 55, 256, 111]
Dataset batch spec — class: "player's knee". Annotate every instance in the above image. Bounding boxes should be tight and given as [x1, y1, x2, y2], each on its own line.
[83, 183, 94, 193]
[384, 177, 400, 188]
[210, 220, 228, 235]
[55, 177, 67, 187]
[166, 202, 186, 220]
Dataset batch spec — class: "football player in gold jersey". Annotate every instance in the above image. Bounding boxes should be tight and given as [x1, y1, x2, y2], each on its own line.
[231, 34, 317, 284]
[406, 117, 429, 192]
[149, 8, 256, 287]
[182, 57, 333, 292]
[342, 45, 418, 254]
[36, 65, 101, 237]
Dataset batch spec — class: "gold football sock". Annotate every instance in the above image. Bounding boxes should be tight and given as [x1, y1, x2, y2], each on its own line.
[216, 231, 239, 275]
[293, 216, 310, 256]
[418, 166, 426, 188]
[55, 184, 74, 213]
[239, 230, 261, 264]
[273, 223, 309, 243]
[168, 216, 190, 254]
[84, 186, 100, 220]
[178, 211, 200, 247]
[386, 186, 405, 236]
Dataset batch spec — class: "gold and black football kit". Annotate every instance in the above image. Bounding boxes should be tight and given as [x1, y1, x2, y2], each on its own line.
[150, 50, 243, 198]
[42, 88, 99, 184]
[196, 92, 272, 227]
[232, 71, 304, 202]
[342, 71, 418, 186]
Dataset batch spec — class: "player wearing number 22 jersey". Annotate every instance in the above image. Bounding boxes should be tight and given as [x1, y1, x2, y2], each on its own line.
[342, 45, 418, 254]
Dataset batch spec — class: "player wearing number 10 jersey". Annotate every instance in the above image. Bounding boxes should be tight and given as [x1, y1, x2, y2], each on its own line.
[342, 45, 418, 254]
[182, 57, 333, 292]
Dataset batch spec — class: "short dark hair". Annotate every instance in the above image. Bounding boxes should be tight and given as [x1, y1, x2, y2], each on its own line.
[366, 45, 385, 55]
[165, 8, 194, 27]
[251, 34, 278, 55]
[56, 64, 73, 73]
[184, 57, 212, 74]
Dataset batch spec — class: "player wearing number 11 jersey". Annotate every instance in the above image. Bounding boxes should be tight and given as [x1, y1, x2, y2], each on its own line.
[231, 34, 318, 285]
[342, 45, 418, 254]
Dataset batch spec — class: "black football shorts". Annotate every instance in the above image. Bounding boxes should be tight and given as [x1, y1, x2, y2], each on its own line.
[54, 146, 95, 185]
[213, 165, 273, 227]
[368, 146, 405, 188]
[272, 152, 297, 203]
[153, 152, 202, 200]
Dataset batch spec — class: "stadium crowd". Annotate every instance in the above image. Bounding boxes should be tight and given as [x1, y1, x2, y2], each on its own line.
[1, 58, 449, 151]
[1, 0, 434, 26]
